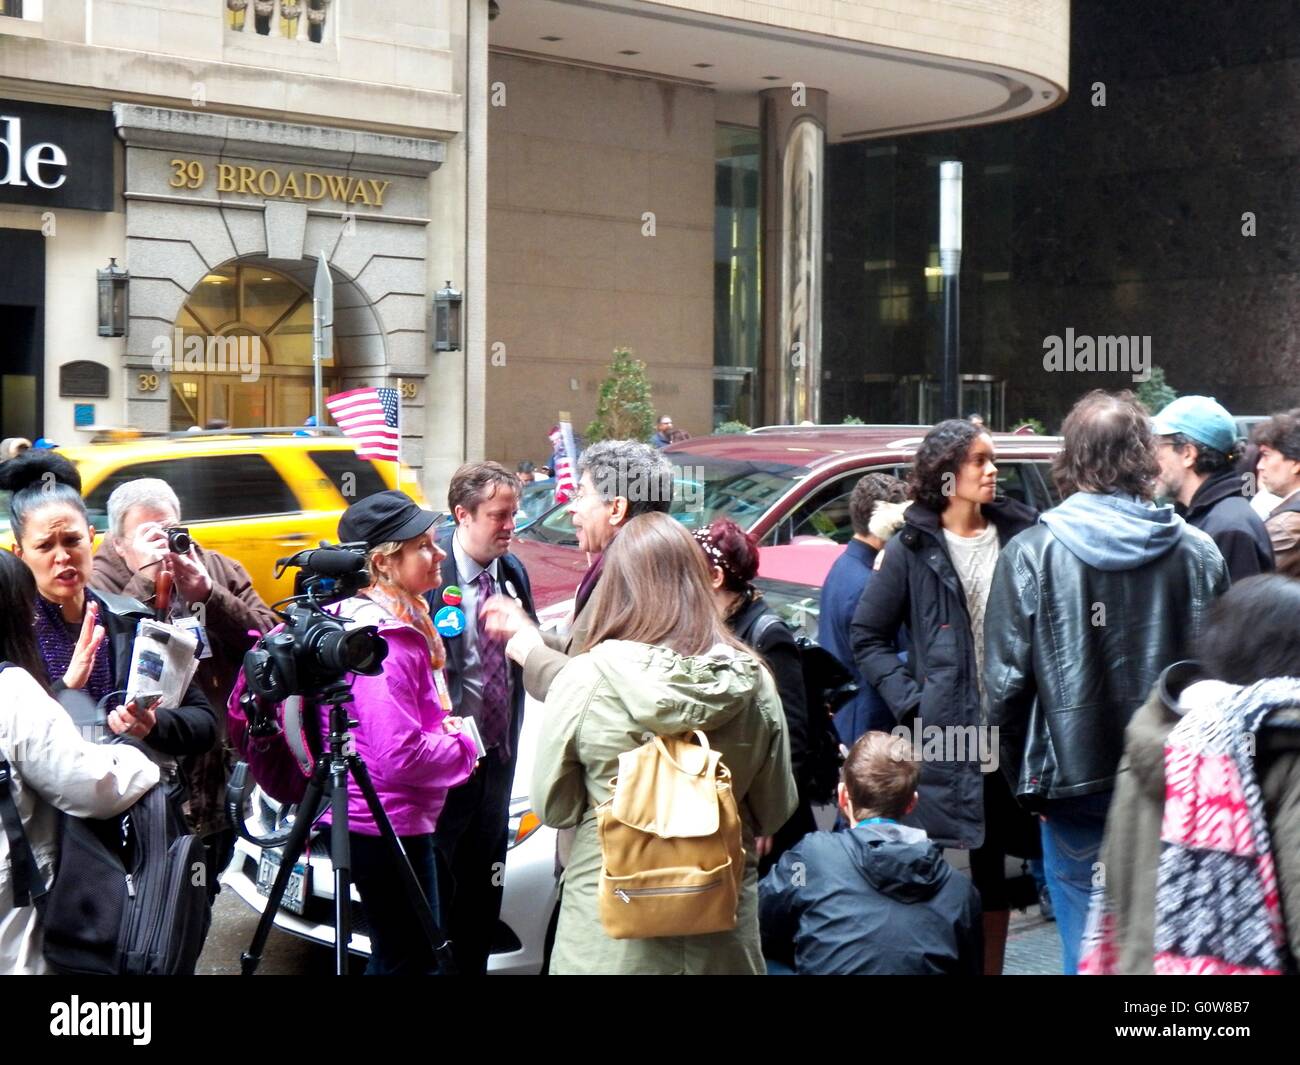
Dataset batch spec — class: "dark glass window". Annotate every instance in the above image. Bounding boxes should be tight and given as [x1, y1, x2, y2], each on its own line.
[84, 454, 299, 526]
[308, 450, 387, 504]
[714, 125, 761, 429]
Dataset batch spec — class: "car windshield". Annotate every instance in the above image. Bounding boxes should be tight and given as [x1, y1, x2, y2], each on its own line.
[516, 451, 804, 546]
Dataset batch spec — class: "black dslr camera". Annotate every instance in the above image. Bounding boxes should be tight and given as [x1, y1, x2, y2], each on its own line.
[166, 526, 193, 554]
[241, 544, 388, 718]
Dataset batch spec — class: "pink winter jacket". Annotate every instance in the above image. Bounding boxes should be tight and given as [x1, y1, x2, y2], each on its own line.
[321, 598, 476, 837]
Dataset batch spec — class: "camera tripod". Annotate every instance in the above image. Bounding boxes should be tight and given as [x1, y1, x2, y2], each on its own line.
[236, 681, 456, 976]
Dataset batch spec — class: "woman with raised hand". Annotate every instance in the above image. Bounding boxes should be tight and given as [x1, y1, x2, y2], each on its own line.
[0, 549, 159, 974]
[0, 451, 215, 758]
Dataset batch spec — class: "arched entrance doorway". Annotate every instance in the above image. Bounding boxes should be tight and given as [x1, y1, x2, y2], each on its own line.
[169, 262, 338, 429]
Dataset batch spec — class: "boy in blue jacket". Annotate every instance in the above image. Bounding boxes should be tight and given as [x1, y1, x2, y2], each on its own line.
[759, 731, 983, 975]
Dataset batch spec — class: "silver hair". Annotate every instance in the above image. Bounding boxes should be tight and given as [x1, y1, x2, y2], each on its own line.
[578, 439, 675, 516]
[107, 478, 182, 539]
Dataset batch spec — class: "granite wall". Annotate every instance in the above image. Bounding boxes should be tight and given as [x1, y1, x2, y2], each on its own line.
[823, 0, 1300, 431]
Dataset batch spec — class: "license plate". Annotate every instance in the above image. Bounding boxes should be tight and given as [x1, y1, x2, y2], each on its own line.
[256, 849, 310, 915]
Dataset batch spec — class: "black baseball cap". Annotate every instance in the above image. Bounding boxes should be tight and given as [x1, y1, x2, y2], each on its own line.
[338, 490, 445, 550]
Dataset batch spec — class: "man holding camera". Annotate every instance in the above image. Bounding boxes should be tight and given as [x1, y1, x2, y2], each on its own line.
[92, 478, 278, 879]
[429, 461, 536, 976]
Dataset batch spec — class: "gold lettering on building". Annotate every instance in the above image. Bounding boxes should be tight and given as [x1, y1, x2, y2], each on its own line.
[302, 171, 327, 201]
[167, 158, 395, 211]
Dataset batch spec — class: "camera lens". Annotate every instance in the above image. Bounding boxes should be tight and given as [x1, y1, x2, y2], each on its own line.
[168, 528, 193, 554]
[314, 625, 388, 676]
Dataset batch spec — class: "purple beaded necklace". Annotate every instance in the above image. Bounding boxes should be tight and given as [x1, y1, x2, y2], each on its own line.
[34, 591, 114, 706]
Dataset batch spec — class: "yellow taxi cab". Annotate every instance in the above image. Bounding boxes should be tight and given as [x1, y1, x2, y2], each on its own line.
[0, 428, 427, 606]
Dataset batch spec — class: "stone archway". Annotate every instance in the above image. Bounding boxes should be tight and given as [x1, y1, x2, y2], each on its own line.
[116, 103, 442, 434]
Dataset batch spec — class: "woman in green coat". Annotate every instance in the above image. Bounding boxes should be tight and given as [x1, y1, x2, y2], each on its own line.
[531, 512, 798, 975]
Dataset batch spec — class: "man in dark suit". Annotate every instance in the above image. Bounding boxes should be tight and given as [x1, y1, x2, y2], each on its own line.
[428, 461, 537, 976]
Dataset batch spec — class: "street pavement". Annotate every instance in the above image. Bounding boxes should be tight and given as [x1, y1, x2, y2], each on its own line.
[200, 878, 1063, 976]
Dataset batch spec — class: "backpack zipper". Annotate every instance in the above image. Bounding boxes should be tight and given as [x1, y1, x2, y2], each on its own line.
[120, 789, 169, 973]
[146, 835, 202, 974]
[613, 881, 720, 903]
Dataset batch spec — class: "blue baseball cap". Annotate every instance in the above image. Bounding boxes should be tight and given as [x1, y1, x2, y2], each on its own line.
[1152, 396, 1238, 455]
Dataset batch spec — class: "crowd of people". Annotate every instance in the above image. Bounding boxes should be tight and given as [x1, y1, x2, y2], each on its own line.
[1, 389, 1298, 976]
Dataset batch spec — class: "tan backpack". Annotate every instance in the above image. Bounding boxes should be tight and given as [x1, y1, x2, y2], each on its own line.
[595, 730, 744, 939]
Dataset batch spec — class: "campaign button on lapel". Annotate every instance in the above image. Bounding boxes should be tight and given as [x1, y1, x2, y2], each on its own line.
[434, 605, 466, 637]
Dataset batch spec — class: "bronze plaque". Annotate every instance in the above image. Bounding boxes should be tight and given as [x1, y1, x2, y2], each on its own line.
[59, 360, 110, 398]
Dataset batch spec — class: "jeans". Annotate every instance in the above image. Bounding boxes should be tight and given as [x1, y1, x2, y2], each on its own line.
[350, 831, 444, 975]
[1039, 791, 1112, 975]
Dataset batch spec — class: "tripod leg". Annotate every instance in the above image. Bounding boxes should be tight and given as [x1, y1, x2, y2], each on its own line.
[349, 755, 456, 975]
[241, 768, 327, 976]
[330, 755, 353, 976]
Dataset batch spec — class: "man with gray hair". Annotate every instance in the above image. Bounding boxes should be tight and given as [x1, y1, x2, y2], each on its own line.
[482, 438, 674, 700]
[92, 478, 278, 884]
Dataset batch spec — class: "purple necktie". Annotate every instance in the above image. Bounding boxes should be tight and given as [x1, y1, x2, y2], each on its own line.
[475, 569, 511, 758]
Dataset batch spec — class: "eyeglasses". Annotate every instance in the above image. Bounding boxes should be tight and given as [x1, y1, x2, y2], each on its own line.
[571, 486, 610, 505]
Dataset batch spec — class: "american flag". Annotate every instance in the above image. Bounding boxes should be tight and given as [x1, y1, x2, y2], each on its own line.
[326, 387, 400, 462]
[549, 421, 578, 504]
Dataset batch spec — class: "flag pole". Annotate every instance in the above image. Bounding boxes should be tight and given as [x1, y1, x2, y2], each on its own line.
[312, 295, 323, 429]
[313, 250, 333, 433]
[396, 378, 403, 486]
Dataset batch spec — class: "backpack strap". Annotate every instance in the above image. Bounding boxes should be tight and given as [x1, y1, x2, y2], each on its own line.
[0, 662, 49, 912]
[747, 611, 784, 649]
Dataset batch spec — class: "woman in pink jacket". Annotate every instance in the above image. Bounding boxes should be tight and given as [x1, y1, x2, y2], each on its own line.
[327, 491, 478, 974]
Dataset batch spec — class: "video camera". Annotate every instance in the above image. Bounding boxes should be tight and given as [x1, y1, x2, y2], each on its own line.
[241, 543, 388, 713]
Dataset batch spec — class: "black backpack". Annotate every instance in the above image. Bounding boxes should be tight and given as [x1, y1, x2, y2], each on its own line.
[749, 616, 858, 805]
[0, 668, 212, 975]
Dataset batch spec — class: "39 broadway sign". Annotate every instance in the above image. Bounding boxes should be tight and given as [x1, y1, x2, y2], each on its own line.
[0, 99, 115, 211]
[164, 157, 393, 208]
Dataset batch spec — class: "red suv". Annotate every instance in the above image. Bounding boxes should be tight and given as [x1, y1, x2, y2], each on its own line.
[512, 425, 1063, 615]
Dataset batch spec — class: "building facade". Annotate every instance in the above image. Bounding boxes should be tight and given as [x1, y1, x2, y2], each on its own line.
[0, 0, 485, 493]
[481, 0, 1068, 464]
[3, 1, 1072, 499]
[821, 0, 1300, 432]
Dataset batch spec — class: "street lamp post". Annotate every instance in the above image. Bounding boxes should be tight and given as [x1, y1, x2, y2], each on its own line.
[939, 161, 963, 422]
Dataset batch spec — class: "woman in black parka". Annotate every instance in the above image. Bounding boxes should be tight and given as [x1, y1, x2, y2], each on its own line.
[851, 419, 1038, 975]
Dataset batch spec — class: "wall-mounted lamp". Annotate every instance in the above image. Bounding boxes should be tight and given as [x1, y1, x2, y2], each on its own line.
[433, 280, 463, 352]
[97, 257, 129, 337]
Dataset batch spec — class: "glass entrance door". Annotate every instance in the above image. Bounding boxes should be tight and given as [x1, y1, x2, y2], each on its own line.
[170, 263, 338, 430]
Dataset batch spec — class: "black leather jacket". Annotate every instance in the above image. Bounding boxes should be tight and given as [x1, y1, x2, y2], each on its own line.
[985, 516, 1228, 808]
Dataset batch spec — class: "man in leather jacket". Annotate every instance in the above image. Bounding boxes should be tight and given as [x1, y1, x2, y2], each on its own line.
[984, 390, 1229, 974]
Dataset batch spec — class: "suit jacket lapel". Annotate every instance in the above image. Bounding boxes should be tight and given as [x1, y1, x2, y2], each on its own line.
[435, 529, 466, 679]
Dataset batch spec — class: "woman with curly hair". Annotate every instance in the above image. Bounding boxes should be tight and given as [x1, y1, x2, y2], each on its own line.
[851, 418, 1039, 974]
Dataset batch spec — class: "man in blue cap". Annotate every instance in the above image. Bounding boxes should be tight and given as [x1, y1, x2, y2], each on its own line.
[1153, 395, 1274, 582]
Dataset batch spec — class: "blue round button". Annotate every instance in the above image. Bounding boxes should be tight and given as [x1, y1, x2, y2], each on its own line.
[434, 605, 466, 638]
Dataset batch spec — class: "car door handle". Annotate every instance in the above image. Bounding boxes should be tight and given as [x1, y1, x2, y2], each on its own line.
[276, 533, 310, 546]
